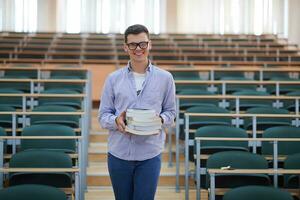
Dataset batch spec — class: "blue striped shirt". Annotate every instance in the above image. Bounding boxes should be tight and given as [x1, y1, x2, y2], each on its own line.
[98, 63, 176, 161]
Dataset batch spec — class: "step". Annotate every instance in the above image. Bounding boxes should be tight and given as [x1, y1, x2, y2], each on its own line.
[89, 131, 109, 143]
[88, 143, 184, 163]
[86, 162, 192, 187]
[85, 187, 205, 200]
[89, 129, 176, 143]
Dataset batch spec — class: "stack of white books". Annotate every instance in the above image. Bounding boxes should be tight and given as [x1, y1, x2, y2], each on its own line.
[125, 108, 162, 135]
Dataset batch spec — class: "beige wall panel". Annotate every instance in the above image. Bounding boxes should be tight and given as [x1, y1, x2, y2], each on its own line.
[83, 64, 116, 101]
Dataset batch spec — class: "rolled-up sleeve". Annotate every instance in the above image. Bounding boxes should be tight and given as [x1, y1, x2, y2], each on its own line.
[98, 76, 118, 131]
[160, 74, 176, 126]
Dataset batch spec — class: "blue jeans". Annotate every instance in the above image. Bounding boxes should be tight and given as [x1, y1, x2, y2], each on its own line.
[107, 153, 161, 200]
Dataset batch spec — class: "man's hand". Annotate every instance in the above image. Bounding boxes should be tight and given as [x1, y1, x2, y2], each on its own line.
[115, 111, 126, 133]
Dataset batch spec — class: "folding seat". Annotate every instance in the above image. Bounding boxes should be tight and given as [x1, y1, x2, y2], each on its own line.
[9, 150, 73, 188]
[284, 153, 300, 188]
[44, 76, 85, 93]
[0, 184, 67, 200]
[50, 69, 86, 79]
[206, 151, 271, 189]
[194, 125, 249, 155]
[30, 105, 80, 128]
[171, 71, 200, 80]
[262, 126, 300, 156]
[180, 106, 231, 141]
[218, 77, 257, 94]
[230, 90, 272, 111]
[178, 89, 218, 110]
[20, 124, 76, 153]
[0, 80, 30, 93]
[0, 88, 23, 109]
[244, 107, 291, 131]
[0, 106, 15, 128]
[223, 185, 293, 200]
[283, 91, 300, 112]
[266, 77, 300, 94]
[39, 88, 82, 109]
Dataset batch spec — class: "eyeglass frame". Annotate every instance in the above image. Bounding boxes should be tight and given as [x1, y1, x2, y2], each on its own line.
[126, 41, 149, 50]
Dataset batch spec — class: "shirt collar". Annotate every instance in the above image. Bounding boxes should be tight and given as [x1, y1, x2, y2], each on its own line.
[126, 60, 152, 73]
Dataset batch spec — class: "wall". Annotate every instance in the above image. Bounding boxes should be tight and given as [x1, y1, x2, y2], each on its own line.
[288, 0, 300, 47]
[37, 0, 56, 32]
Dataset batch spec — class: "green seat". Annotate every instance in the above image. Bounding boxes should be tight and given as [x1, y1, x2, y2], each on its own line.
[215, 71, 246, 80]
[223, 185, 293, 200]
[262, 126, 300, 156]
[9, 150, 72, 188]
[171, 71, 200, 80]
[178, 89, 218, 109]
[0, 106, 15, 128]
[176, 84, 208, 94]
[187, 106, 231, 129]
[0, 127, 6, 147]
[194, 125, 249, 154]
[219, 77, 257, 94]
[0, 88, 23, 109]
[180, 106, 231, 141]
[0, 81, 31, 93]
[266, 77, 300, 94]
[4, 69, 37, 79]
[230, 90, 272, 111]
[244, 107, 291, 130]
[39, 88, 82, 109]
[284, 153, 300, 188]
[283, 91, 300, 112]
[44, 76, 85, 93]
[31, 105, 80, 128]
[21, 124, 76, 153]
[0, 184, 67, 200]
[51, 70, 86, 79]
[206, 151, 270, 188]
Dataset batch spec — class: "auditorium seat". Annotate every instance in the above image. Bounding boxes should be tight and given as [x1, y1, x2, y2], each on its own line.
[0, 184, 67, 200]
[223, 185, 293, 200]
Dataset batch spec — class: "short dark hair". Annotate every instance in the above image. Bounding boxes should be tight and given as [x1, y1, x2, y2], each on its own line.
[124, 24, 149, 43]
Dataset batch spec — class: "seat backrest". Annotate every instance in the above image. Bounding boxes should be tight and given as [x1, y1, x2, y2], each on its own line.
[0, 106, 15, 128]
[244, 107, 290, 130]
[284, 153, 300, 188]
[0, 88, 23, 109]
[21, 124, 76, 152]
[187, 106, 231, 128]
[194, 125, 249, 153]
[0, 184, 67, 200]
[0, 126, 6, 136]
[206, 151, 270, 188]
[39, 89, 82, 109]
[178, 89, 219, 108]
[30, 105, 80, 128]
[262, 126, 300, 155]
[9, 150, 72, 187]
[230, 90, 272, 110]
[223, 185, 293, 200]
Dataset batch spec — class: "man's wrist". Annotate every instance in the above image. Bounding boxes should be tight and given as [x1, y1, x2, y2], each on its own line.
[115, 116, 118, 125]
[160, 116, 164, 124]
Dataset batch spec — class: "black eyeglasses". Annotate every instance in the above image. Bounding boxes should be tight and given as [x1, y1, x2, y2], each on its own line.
[126, 41, 149, 50]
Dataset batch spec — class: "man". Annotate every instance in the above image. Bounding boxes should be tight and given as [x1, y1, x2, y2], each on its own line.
[99, 24, 176, 200]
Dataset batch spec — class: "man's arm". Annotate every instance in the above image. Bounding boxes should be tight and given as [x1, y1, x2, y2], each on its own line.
[160, 74, 176, 126]
[98, 76, 118, 131]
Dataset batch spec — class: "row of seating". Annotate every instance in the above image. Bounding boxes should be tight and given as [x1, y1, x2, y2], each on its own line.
[0, 65, 90, 200]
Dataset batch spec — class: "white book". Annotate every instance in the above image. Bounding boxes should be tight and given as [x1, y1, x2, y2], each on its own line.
[127, 124, 162, 131]
[127, 119, 162, 127]
[125, 127, 160, 135]
[126, 109, 156, 119]
[126, 116, 161, 124]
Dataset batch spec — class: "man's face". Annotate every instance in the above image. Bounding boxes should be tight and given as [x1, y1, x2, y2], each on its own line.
[124, 32, 151, 63]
